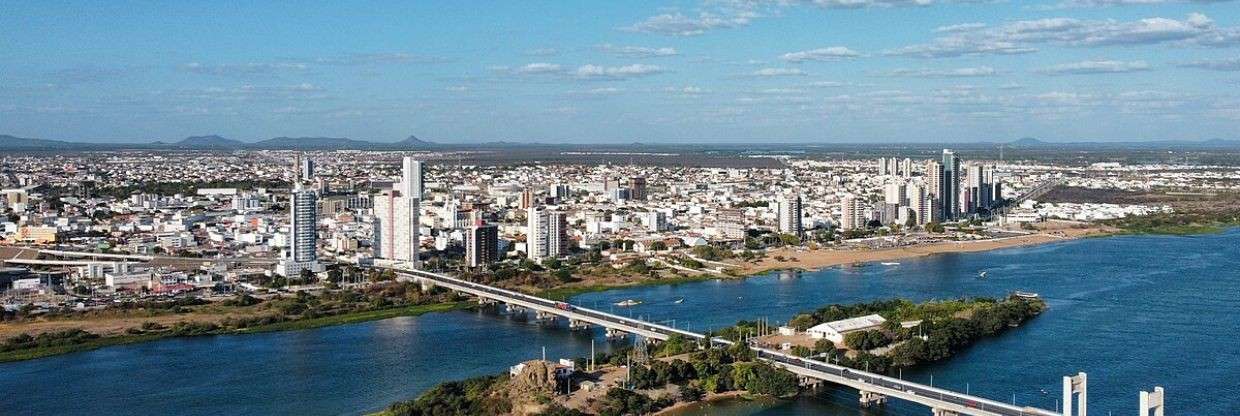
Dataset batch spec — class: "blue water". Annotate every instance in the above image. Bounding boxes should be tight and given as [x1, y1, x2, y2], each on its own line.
[2, 230, 1238, 415]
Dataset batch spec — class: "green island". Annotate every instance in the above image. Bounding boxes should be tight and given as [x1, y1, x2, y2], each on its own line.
[375, 295, 1046, 416]
[0, 282, 462, 363]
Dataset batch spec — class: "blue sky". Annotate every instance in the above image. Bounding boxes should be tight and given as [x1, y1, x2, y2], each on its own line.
[3, 0, 1239, 143]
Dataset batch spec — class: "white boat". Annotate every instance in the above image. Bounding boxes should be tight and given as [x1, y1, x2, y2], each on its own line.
[673, 298, 685, 304]
[978, 271, 988, 279]
[1014, 291, 1040, 299]
[881, 262, 900, 266]
[614, 299, 642, 307]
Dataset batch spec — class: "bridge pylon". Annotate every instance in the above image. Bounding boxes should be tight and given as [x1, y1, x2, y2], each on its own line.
[535, 310, 555, 321]
[1063, 372, 1087, 416]
[931, 408, 958, 416]
[569, 319, 589, 330]
[1139, 386, 1164, 416]
[605, 328, 627, 339]
[858, 390, 887, 407]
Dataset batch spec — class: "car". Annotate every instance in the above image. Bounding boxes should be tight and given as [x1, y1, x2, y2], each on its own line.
[555, 302, 572, 311]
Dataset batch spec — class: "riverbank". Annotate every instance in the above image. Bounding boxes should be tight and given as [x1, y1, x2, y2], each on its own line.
[0, 285, 466, 362]
[733, 225, 1112, 277]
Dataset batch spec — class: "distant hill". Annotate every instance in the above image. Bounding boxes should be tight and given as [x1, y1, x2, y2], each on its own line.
[1009, 137, 1047, 147]
[250, 136, 379, 150]
[0, 134, 88, 150]
[396, 135, 434, 147]
[175, 135, 245, 149]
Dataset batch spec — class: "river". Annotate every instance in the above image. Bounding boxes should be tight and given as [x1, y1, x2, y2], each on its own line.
[1, 230, 1237, 415]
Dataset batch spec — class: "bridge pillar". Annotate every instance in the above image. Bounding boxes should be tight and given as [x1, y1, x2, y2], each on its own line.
[858, 390, 887, 407]
[798, 376, 822, 390]
[477, 297, 497, 306]
[931, 408, 958, 416]
[535, 310, 555, 321]
[605, 328, 627, 339]
[506, 304, 526, 314]
[1139, 386, 1164, 416]
[1063, 372, 1087, 416]
[569, 319, 589, 331]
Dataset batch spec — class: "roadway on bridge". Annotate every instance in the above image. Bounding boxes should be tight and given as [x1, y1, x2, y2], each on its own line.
[398, 268, 1060, 416]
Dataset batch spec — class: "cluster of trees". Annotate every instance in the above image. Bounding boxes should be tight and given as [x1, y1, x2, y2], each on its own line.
[598, 388, 674, 416]
[627, 341, 798, 399]
[843, 329, 891, 351]
[385, 375, 511, 416]
[1, 329, 99, 353]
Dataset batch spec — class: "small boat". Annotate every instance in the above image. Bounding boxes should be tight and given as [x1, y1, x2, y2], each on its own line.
[614, 299, 642, 307]
[881, 262, 900, 266]
[673, 298, 685, 304]
[978, 271, 988, 279]
[1014, 291, 1040, 299]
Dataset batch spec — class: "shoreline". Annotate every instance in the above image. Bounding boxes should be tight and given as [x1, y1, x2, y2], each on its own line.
[731, 227, 1112, 278]
[0, 302, 463, 363]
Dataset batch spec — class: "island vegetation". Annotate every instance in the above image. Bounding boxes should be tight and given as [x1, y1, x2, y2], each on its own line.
[376, 295, 1046, 416]
[0, 282, 461, 362]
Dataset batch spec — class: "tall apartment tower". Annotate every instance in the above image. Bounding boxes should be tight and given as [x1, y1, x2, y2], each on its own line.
[526, 206, 567, 261]
[373, 158, 423, 267]
[777, 193, 804, 237]
[300, 157, 315, 180]
[277, 183, 322, 276]
[877, 158, 890, 176]
[289, 185, 318, 264]
[901, 158, 913, 178]
[939, 149, 961, 221]
[841, 195, 865, 230]
[628, 177, 648, 201]
[466, 212, 499, 268]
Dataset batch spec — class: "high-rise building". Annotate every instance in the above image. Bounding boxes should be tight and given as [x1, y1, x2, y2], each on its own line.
[466, 222, 499, 268]
[643, 211, 669, 232]
[277, 184, 322, 276]
[777, 194, 803, 237]
[939, 149, 961, 221]
[906, 184, 930, 225]
[300, 157, 315, 180]
[520, 189, 535, 209]
[901, 158, 913, 178]
[526, 206, 568, 261]
[401, 157, 424, 199]
[716, 208, 746, 240]
[841, 195, 865, 230]
[884, 182, 907, 206]
[373, 158, 423, 267]
[629, 177, 647, 201]
[549, 184, 571, 200]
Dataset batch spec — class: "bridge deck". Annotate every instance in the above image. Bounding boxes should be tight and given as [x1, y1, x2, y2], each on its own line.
[397, 268, 1061, 416]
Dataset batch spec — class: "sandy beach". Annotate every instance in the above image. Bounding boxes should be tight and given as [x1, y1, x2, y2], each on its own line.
[732, 223, 1114, 276]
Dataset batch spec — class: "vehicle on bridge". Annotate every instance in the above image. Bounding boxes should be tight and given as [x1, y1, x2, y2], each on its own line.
[555, 302, 573, 311]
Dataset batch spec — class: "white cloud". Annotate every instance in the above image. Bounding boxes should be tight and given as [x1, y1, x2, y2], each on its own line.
[514, 63, 564, 75]
[888, 13, 1240, 58]
[1050, 0, 1236, 8]
[623, 11, 754, 36]
[573, 64, 665, 80]
[1036, 60, 1151, 75]
[751, 68, 808, 77]
[597, 44, 680, 58]
[887, 66, 1002, 78]
[1180, 57, 1240, 71]
[780, 47, 862, 62]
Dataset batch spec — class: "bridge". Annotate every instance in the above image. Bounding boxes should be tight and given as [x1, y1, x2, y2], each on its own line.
[394, 267, 1076, 416]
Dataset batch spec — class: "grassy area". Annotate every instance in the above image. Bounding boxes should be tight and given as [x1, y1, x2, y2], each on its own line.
[1104, 212, 1240, 236]
[0, 302, 463, 363]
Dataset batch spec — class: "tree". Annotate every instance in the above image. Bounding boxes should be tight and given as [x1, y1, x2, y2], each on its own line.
[649, 241, 668, 251]
[788, 313, 816, 331]
[926, 221, 946, 233]
[778, 233, 801, 246]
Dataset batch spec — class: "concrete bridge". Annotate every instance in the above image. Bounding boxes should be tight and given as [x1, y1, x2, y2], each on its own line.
[393, 267, 1093, 416]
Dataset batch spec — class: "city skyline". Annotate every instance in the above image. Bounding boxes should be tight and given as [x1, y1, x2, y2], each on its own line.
[5, 1, 1240, 143]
